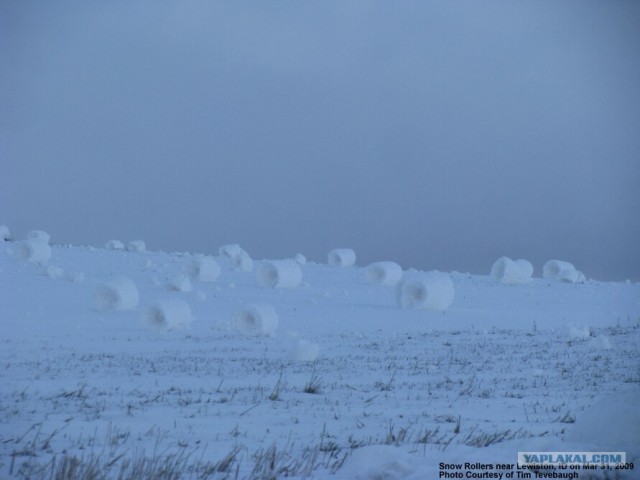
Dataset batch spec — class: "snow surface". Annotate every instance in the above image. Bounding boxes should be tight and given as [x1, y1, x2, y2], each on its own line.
[1, 240, 639, 479]
[543, 260, 586, 284]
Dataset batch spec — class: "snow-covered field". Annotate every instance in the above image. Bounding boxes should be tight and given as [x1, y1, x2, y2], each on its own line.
[1, 234, 639, 479]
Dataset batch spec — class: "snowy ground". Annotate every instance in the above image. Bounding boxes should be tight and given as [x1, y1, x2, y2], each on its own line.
[1, 240, 639, 479]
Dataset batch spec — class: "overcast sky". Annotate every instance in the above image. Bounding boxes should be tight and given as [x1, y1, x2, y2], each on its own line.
[1, 1, 639, 281]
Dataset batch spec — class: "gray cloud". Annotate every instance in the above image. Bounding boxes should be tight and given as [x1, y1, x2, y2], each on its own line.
[2, 1, 639, 280]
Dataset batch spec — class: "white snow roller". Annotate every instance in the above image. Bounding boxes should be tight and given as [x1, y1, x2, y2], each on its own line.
[543, 260, 585, 283]
[396, 272, 455, 311]
[327, 248, 356, 267]
[0, 225, 11, 241]
[166, 273, 192, 292]
[27, 230, 51, 243]
[233, 303, 279, 336]
[187, 255, 221, 282]
[145, 298, 192, 331]
[105, 240, 125, 250]
[219, 244, 253, 272]
[127, 240, 146, 252]
[558, 268, 586, 284]
[93, 276, 139, 311]
[256, 259, 303, 288]
[17, 239, 52, 264]
[364, 261, 403, 286]
[490, 257, 533, 285]
[289, 338, 320, 362]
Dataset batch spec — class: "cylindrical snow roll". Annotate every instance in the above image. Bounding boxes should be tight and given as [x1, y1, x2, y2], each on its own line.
[105, 240, 125, 250]
[559, 268, 586, 284]
[294, 253, 307, 265]
[396, 272, 455, 311]
[490, 257, 531, 285]
[27, 230, 50, 244]
[127, 240, 146, 252]
[17, 239, 52, 264]
[236, 251, 253, 272]
[364, 261, 403, 286]
[69, 272, 85, 283]
[145, 298, 192, 331]
[543, 260, 576, 280]
[515, 259, 534, 278]
[256, 259, 303, 288]
[188, 256, 221, 282]
[233, 304, 278, 336]
[46, 265, 65, 279]
[93, 276, 139, 311]
[0, 225, 11, 241]
[328, 248, 356, 267]
[289, 339, 320, 362]
[219, 244, 253, 272]
[167, 273, 192, 292]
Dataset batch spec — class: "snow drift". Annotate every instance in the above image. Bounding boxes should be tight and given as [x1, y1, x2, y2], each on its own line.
[490, 257, 532, 285]
[145, 298, 192, 331]
[364, 261, 403, 286]
[233, 304, 278, 336]
[187, 255, 221, 282]
[328, 248, 356, 267]
[93, 276, 139, 311]
[17, 239, 52, 264]
[219, 244, 253, 272]
[543, 260, 585, 283]
[396, 272, 455, 311]
[256, 259, 303, 288]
